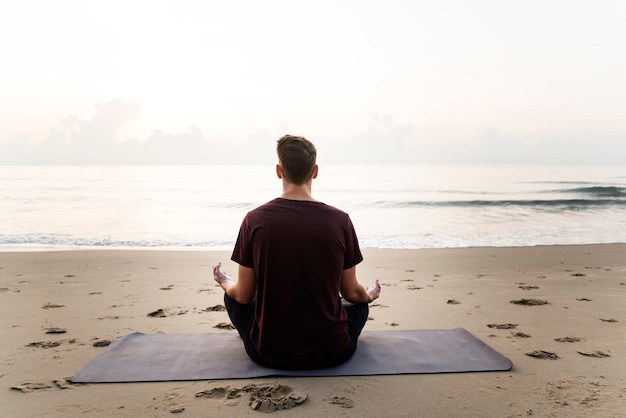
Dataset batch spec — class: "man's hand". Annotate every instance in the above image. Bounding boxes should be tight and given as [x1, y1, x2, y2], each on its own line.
[366, 279, 381, 303]
[213, 262, 235, 290]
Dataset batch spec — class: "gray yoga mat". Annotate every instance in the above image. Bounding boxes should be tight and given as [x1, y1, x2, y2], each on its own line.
[71, 328, 512, 383]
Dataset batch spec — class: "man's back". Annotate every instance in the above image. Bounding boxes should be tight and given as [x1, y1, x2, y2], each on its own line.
[231, 198, 363, 368]
[214, 134, 380, 370]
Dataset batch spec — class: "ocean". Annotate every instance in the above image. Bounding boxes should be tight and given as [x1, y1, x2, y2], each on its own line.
[1, 164, 625, 251]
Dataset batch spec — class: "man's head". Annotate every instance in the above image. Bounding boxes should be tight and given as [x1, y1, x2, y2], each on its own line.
[276, 135, 317, 185]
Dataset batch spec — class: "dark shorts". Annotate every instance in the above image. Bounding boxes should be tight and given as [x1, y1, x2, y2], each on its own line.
[223, 294, 369, 369]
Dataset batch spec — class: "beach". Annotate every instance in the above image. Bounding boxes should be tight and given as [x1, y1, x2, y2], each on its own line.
[1, 245, 624, 417]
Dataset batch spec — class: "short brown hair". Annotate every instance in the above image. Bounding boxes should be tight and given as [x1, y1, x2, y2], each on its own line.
[276, 135, 317, 185]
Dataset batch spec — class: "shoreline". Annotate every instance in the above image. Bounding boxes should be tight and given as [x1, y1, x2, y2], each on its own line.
[2, 241, 626, 252]
[2, 244, 624, 416]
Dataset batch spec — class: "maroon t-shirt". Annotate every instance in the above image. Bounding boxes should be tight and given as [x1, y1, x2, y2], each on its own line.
[231, 198, 363, 369]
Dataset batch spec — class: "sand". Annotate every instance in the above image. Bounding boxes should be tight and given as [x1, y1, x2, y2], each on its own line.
[1, 245, 624, 417]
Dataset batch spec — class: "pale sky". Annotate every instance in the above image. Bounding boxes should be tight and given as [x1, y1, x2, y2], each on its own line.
[1, 0, 625, 164]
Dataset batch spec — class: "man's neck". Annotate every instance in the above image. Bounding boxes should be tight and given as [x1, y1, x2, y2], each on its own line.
[280, 181, 316, 201]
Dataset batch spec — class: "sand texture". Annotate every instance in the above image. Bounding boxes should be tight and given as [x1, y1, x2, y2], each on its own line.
[1, 245, 625, 417]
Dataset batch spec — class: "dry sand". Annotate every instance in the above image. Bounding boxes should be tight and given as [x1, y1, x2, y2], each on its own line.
[1, 245, 624, 417]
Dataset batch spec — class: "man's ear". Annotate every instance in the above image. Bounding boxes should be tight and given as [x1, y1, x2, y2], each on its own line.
[312, 165, 319, 179]
[276, 164, 283, 179]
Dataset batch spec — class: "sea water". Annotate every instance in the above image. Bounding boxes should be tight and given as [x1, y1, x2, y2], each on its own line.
[1, 164, 625, 250]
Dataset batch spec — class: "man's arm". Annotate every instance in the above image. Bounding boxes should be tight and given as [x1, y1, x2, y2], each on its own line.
[340, 266, 381, 304]
[213, 262, 256, 304]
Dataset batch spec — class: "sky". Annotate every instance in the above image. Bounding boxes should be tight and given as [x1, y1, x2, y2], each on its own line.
[1, 0, 625, 165]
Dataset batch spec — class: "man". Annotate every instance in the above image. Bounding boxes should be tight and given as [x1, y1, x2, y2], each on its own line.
[213, 134, 380, 369]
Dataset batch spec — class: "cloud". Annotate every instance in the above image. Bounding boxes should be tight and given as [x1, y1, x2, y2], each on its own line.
[140, 126, 214, 164]
[324, 112, 418, 164]
[0, 99, 218, 165]
[48, 99, 142, 163]
[465, 129, 626, 164]
[1, 100, 624, 165]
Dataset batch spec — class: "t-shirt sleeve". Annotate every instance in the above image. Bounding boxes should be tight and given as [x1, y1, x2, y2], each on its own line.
[231, 215, 255, 268]
[343, 214, 363, 269]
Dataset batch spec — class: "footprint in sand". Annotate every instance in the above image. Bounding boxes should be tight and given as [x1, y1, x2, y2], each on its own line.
[42, 303, 65, 309]
[45, 327, 67, 334]
[11, 382, 53, 392]
[195, 386, 236, 399]
[214, 322, 235, 330]
[148, 307, 188, 317]
[447, 299, 461, 305]
[526, 350, 560, 360]
[512, 332, 531, 338]
[518, 285, 540, 290]
[147, 308, 167, 318]
[54, 377, 80, 389]
[247, 383, 307, 413]
[196, 383, 306, 413]
[600, 318, 618, 323]
[27, 338, 78, 348]
[93, 339, 111, 347]
[26, 341, 62, 349]
[204, 304, 226, 312]
[149, 391, 186, 414]
[488, 323, 518, 329]
[510, 298, 549, 306]
[327, 396, 354, 408]
[554, 337, 582, 343]
[577, 350, 610, 358]
[576, 298, 592, 302]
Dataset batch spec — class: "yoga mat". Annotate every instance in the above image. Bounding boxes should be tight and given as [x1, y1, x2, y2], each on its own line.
[71, 328, 512, 383]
